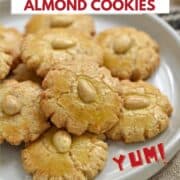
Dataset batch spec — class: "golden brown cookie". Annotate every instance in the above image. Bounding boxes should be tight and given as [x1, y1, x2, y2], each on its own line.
[106, 80, 173, 143]
[0, 80, 49, 145]
[21, 29, 103, 77]
[26, 15, 95, 36]
[0, 26, 22, 80]
[22, 128, 108, 180]
[96, 27, 160, 81]
[10, 63, 42, 84]
[41, 60, 122, 135]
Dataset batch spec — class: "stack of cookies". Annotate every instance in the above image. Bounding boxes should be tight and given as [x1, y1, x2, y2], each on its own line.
[0, 15, 173, 179]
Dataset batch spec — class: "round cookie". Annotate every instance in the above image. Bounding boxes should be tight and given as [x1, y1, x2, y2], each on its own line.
[26, 15, 95, 36]
[96, 27, 160, 81]
[0, 80, 49, 145]
[0, 26, 22, 80]
[106, 80, 173, 143]
[10, 63, 42, 84]
[22, 128, 108, 180]
[41, 60, 122, 135]
[21, 29, 103, 77]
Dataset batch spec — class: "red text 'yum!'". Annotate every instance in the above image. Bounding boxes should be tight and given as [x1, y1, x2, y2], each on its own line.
[113, 143, 166, 171]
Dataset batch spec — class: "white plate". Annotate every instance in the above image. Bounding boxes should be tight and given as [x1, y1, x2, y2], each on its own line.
[0, 3, 180, 180]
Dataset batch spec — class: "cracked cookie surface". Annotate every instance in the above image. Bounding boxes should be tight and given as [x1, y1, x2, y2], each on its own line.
[22, 128, 108, 180]
[0, 80, 49, 145]
[41, 60, 122, 135]
[26, 15, 95, 36]
[0, 26, 22, 80]
[106, 80, 173, 143]
[96, 27, 160, 80]
[22, 29, 103, 77]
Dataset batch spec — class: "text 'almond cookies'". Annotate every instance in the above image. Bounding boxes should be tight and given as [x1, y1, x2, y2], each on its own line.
[96, 27, 160, 81]
[106, 80, 173, 143]
[22, 128, 108, 180]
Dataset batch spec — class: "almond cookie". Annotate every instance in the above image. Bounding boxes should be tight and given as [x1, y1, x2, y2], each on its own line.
[0, 80, 49, 145]
[26, 15, 95, 36]
[10, 63, 42, 84]
[96, 27, 160, 81]
[106, 80, 173, 143]
[22, 128, 108, 180]
[21, 29, 103, 77]
[0, 26, 22, 80]
[41, 60, 122, 135]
